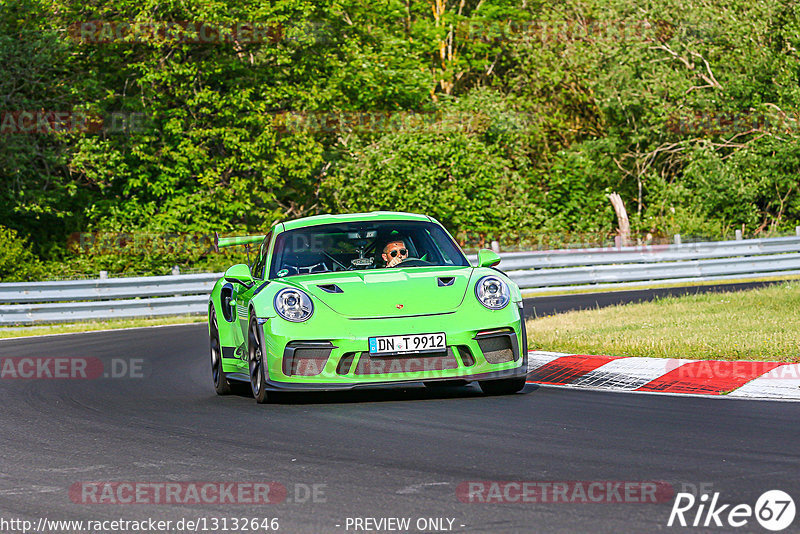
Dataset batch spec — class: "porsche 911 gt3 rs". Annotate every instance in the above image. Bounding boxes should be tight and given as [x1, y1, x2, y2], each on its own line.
[208, 211, 528, 403]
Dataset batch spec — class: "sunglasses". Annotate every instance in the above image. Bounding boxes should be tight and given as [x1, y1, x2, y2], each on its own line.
[388, 248, 408, 258]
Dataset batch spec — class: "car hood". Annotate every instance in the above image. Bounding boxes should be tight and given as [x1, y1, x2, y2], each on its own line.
[285, 266, 473, 318]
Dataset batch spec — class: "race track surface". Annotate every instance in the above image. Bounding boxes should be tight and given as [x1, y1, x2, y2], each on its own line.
[1, 324, 798, 534]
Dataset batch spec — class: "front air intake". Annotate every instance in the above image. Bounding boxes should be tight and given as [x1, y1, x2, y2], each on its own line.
[283, 341, 334, 376]
[457, 346, 475, 367]
[354, 348, 459, 375]
[475, 330, 518, 364]
[336, 353, 356, 375]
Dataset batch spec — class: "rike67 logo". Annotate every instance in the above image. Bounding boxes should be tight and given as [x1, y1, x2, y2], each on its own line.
[668, 490, 795, 531]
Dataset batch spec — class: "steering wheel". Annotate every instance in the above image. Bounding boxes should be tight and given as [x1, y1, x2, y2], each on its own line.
[282, 262, 329, 275]
[392, 257, 432, 267]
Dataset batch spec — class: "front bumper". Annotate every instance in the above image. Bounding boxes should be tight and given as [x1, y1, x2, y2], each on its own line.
[251, 304, 527, 391]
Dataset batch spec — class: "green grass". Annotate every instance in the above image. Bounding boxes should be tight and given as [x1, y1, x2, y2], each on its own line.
[526, 282, 800, 362]
[521, 274, 800, 298]
[0, 315, 206, 339]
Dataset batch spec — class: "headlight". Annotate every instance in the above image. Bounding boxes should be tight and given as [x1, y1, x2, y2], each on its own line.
[274, 288, 314, 322]
[475, 275, 510, 310]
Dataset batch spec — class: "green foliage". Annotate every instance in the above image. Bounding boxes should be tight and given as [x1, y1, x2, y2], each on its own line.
[320, 89, 534, 245]
[0, 226, 45, 281]
[2, 0, 800, 280]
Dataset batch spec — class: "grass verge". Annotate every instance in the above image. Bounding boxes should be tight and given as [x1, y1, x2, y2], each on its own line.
[0, 315, 206, 340]
[521, 274, 800, 298]
[526, 281, 800, 362]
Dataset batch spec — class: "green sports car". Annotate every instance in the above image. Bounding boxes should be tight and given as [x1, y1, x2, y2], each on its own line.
[208, 211, 528, 403]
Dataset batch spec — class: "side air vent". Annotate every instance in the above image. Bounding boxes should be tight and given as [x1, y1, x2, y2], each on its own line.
[437, 277, 455, 287]
[221, 285, 235, 322]
[317, 284, 343, 294]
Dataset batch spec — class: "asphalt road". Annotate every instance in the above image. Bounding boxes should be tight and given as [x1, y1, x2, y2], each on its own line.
[0, 323, 798, 534]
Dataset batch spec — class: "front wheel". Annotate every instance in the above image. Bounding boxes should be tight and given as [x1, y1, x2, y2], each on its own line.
[248, 318, 270, 404]
[209, 308, 232, 395]
[478, 376, 527, 395]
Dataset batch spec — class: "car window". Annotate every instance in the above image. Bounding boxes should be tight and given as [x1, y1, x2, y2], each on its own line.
[251, 231, 272, 280]
[269, 221, 469, 278]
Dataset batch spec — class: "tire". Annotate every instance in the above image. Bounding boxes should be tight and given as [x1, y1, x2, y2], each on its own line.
[424, 380, 469, 388]
[209, 308, 232, 395]
[248, 317, 270, 404]
[478, 376, 527, 395]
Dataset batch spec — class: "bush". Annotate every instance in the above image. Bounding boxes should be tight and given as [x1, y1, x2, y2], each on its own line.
[320, 89, 536, 246]
[0, 226, 46, 281]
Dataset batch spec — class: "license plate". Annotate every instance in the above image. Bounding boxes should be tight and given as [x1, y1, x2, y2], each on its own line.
[368, 333, 446, 355]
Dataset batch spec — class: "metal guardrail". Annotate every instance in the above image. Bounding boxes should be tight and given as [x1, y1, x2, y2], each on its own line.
[473, 235, 800, 270]
[0, 296, 209, 325]
[3, 235, 800, 325]
[0, 273, 220, 303]
[0, 274, 217, 326]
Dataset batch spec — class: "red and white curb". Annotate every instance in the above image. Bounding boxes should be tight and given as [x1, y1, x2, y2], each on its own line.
[526, 351, 800, 400]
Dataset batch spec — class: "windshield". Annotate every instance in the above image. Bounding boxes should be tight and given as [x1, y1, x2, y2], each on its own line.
[269, 220, 469, 278]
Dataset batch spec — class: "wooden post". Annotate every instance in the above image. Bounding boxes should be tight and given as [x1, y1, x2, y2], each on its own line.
[608, 193, 630, 247]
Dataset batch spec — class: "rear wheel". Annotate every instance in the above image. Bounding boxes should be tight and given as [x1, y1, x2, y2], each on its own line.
[209, 308, 232, 395]
[479, 376, 527, 395]
[248, 317, 270, 404]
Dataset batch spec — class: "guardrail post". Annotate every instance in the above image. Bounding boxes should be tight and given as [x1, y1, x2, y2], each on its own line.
[796, 226, 800, 237]
[491, 240, 500, 253]
[99, 271, 108, 279]
[735, 229, 743, 240]
[171, 265, 180, 276]
[674, 234, 681, 245]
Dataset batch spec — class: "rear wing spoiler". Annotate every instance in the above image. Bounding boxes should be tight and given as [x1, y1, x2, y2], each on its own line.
[213, 232, 265, 253]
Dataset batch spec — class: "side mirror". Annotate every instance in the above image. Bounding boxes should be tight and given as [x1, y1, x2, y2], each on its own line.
[224, 264, 254, 287]
[476, 249, 501, 268]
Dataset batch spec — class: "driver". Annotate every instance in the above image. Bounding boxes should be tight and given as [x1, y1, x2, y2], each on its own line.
[381, 239, 408, 268]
